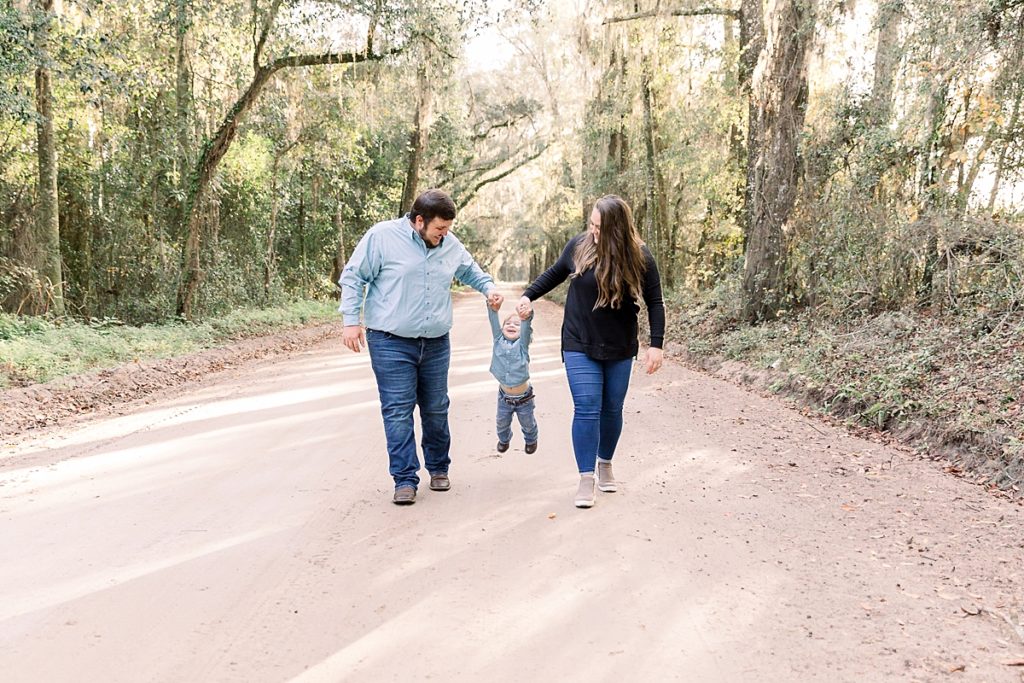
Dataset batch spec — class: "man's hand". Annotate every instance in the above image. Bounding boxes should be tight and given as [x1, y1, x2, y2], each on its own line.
[342, 325, 365, 353]
[643, 347, 664, 374]
[487, 291, 504, 311]
[516, 295, 533, 319]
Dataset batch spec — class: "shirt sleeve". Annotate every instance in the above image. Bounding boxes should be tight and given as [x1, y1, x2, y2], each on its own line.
[523, 235, 578, 300]
[453, 248, 495, 296]
[641, 246, 665, 349]
[518, 312, 533, 348]
[486, 305, 501, 339]
[339, 230, 380, 326]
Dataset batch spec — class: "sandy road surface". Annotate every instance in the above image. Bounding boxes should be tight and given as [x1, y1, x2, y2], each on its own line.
[1, 289, 1023, 682]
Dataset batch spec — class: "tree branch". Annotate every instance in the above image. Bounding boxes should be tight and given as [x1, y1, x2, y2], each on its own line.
[267, 45, 402, 74]
[456, 145, 548, 207]
[471, 112, 534, 141]
[603, 5, 739, 24]
[253, 0, 284, 72]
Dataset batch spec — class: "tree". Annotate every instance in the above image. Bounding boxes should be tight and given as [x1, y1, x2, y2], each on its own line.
[176, 0, 402, 319]
[31, 0, 64, 315]
[741, 0, 817, 321]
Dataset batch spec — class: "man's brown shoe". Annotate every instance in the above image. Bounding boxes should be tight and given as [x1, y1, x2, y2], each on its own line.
[429, 473, 451, 491]
[393, 485, 416, 505]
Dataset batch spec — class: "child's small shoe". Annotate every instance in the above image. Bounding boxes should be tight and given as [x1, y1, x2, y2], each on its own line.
[496, 441, 509, 453]
[524, 441, 537, 454]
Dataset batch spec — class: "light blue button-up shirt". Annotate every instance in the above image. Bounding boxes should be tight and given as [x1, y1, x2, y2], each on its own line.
[339, 215, 495, 338]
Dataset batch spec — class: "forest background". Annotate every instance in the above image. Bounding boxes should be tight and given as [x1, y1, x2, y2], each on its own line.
[1, 0, 1022, 491]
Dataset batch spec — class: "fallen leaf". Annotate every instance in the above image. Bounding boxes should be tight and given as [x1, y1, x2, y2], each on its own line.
[548, 513, 557, 519]
[948, 663, 966, 672]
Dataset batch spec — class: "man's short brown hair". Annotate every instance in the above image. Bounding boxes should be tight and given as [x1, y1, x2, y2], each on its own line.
[409, 189, 457, 224]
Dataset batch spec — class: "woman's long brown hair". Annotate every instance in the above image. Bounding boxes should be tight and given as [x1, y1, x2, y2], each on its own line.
[571, 195, 647, 309]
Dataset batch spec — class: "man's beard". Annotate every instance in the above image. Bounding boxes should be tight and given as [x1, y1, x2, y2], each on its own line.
[419, 228, 443, 249]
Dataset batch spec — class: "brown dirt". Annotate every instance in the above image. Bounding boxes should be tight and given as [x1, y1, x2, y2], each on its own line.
[1, 290, 1023, 681]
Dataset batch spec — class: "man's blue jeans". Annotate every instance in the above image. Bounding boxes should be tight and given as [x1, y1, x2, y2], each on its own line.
[563, 351, 633, 474]
[366, 329, 451, 489]
[496, 387, 538, 446]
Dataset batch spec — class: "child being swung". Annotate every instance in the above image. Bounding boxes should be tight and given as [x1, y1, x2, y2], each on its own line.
[487, 302, 538, 454]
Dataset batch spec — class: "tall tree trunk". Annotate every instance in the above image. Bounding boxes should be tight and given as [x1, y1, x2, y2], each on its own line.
[916, 80, 948, 306]
[987, 80, 1022, 212]
[32, 0, 64, 316]
[330, 194, 346, 300]
[987, 21, 1024, 213]
[869, 0, 903, 126]
[640, 60, 659, 247]
[298, 168, 307, 290]
[174, 0, 193, 198]
[401, 64, 432, 214]
[739, 0, 766, 250]
[741, 0, 816, 322]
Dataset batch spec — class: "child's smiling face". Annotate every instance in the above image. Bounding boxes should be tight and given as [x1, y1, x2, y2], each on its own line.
[502, 314, 522, 340]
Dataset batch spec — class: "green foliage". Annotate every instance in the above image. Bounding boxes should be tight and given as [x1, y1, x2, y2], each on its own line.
[0, 300, 336, 387]
[0, 3, 33, 123]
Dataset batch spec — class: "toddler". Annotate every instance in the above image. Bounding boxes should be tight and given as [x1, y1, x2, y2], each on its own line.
[487, 301, 538, 454]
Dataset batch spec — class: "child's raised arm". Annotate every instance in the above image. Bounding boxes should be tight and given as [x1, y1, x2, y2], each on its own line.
[486, 302, 502, 338]
[519, 310, 534, 348]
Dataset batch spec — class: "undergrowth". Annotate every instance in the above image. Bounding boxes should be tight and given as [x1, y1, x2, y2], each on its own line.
[0, 300, 337, 388]
[663, 287, 1024, 493]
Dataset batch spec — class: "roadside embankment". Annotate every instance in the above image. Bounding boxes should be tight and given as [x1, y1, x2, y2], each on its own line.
[0, 301, 339, 437]
[662, 293, 1023, 497]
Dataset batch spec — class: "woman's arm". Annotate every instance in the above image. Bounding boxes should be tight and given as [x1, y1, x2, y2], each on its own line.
[641, 247, 665, 349]
[522, 235, 579, 301]
[641, 247, 665, 374]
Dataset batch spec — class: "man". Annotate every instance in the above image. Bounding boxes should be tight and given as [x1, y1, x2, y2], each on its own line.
[340, 189, 503, 505]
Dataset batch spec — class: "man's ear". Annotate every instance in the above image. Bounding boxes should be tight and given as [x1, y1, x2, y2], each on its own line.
[412, 215, 423, 230]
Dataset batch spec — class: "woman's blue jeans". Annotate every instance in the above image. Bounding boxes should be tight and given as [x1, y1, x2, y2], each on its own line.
[563, 351, 633, 474]
[366, 329, 451, 489]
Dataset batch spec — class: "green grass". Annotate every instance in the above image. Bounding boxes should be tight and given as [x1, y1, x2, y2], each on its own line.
[0, 300, 338, 388]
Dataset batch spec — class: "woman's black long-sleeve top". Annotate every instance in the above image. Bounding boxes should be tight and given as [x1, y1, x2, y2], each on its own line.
[523, 234, 665, 361]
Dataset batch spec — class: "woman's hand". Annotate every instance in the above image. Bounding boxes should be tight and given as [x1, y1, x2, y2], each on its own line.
[643, 347, 664, 374]
[517, 296, 533, 319]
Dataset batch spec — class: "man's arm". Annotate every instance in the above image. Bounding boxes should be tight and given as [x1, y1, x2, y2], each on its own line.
[454, 249, 503, 309]
[453, 249, 495, 297]
[338, 230, 380, 352]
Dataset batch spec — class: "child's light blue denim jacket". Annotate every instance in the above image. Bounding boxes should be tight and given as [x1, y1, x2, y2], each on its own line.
[487, 306, 533, 387]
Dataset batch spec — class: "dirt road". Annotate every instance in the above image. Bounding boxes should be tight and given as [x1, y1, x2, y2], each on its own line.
[2, 290, 1022, 682]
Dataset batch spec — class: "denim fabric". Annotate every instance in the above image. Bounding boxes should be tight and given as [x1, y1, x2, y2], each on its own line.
[366, 329, 451, 489]
[339, 215, 494, 338]
[495, 387, 538, 446]
[563, 351, 633, 473]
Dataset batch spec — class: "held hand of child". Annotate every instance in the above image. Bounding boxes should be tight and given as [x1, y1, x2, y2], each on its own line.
[516, 296, 532, 319]
[487, 291, 504, 311]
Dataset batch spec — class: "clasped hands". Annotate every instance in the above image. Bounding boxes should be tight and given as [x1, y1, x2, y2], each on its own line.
[489, 291, 531, 321]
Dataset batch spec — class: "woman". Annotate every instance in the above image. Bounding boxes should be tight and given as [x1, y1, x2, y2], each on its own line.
[518, 195, 665, 508]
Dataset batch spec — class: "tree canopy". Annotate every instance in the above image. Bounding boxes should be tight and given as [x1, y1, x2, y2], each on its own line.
[1, 0, 1021, 324]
